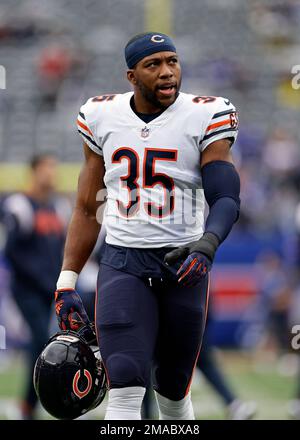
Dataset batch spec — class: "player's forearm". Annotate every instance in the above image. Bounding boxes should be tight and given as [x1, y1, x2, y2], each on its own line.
[61, 205, 100, 274]
[202, 160, 240, 244]
[205, 197, 239, 243]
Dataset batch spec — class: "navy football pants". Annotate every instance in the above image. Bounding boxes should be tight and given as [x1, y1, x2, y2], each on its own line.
[95, 264, 209, 401]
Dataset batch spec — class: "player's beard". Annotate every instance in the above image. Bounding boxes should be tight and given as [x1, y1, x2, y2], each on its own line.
[136, 77, 181, 110]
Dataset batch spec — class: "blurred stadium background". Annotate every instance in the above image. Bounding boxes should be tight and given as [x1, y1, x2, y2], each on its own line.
[1, 0, 300, 420]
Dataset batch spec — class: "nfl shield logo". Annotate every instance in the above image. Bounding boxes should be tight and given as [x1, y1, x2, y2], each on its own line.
[141, 126, 150, 138]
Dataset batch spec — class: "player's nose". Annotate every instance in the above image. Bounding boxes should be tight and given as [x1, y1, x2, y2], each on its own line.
[158, 62, 174, 78]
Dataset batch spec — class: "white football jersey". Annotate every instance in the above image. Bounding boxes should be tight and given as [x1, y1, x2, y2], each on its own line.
[77, 92, 238, 248]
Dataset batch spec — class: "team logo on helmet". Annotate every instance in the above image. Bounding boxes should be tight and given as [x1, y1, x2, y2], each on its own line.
[151, 35, 165, 43]
[72, 369, 93, 399]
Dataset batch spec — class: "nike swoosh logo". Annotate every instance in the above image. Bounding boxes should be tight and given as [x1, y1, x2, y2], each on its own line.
[224, 99, 230, 105]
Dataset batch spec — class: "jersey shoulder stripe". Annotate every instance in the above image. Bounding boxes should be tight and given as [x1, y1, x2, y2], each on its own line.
[76, 96, 107, 155]
[200, 96, 238, 150]
[211, 109, 234, 119]
[206, 118, 231, 132]
[77, 117, 93, 137]
[77, 111, 102, 152]
[77, 129, 100, 149]
[203, 127, 237, 142]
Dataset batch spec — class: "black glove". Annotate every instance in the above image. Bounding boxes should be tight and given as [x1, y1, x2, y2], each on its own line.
[164, 232, 220, 286]
[55, 289, 90, 331]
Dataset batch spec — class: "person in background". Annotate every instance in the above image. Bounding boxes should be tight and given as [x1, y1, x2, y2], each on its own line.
[0, 153, 69, 419]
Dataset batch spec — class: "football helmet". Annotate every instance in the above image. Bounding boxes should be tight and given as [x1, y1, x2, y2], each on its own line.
[33, 323, 107, 419]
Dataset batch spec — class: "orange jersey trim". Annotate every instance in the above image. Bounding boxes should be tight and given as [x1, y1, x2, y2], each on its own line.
[77, 119, 93, 136]
[206, 118, 231, 132]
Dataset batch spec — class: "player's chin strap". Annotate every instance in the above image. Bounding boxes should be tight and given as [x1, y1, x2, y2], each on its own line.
[164, 232, 219, 266]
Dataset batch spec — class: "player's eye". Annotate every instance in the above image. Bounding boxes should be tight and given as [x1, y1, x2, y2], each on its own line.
[146, 61, 159, 68]
[169, 58, 178, 64]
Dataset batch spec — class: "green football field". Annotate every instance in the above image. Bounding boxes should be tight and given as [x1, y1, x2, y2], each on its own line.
[0, 349, 298, 420]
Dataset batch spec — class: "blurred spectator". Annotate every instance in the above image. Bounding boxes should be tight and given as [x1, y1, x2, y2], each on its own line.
[0, 153, 70, 419]
[37, 45, 75, 111]
[256, 251, 293, 353]
[238, 163, 270, 230]
[183, 57, 254, 94]
[237, 126, 265, 163]
[262, 128, 300, 184]
[248, 2, 299, 47]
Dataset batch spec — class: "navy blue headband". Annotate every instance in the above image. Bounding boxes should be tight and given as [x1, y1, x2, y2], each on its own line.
[125, 32, 177, 69]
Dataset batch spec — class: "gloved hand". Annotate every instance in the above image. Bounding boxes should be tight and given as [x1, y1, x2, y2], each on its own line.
[175, 252, 212, 286]
[164, 232, 219, 287]
[55, 289, 90, 331]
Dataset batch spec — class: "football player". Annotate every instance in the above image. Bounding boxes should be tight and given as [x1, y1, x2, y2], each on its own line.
[54, 32, 240, 420]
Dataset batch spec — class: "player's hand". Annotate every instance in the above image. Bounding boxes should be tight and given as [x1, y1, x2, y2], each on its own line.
[175, 251, 211, 286]
[164, 232, 220, 286]
[55, 289, 90, 331]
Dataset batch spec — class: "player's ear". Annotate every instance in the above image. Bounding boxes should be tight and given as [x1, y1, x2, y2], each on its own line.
[127, 69, 137, 85]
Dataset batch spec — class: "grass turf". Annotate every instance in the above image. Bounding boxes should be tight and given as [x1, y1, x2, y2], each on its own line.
[0, 349, 297, 420]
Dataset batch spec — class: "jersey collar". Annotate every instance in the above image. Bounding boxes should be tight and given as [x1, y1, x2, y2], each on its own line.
[125, 91, 183, 126]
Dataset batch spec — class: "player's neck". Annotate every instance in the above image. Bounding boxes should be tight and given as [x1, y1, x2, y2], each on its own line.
[132, 94, 164, 114]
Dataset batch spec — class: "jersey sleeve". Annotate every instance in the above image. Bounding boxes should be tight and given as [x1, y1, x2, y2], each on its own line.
[77, 98, 103, 156]
[201, 97, 239, 151]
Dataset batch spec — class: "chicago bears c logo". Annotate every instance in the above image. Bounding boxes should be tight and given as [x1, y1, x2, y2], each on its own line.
[72, 369, 92, 399]
[151, 35, 165, 43]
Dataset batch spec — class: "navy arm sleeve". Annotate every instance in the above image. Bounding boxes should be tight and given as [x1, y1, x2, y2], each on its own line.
[202, 160, 241, 244]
